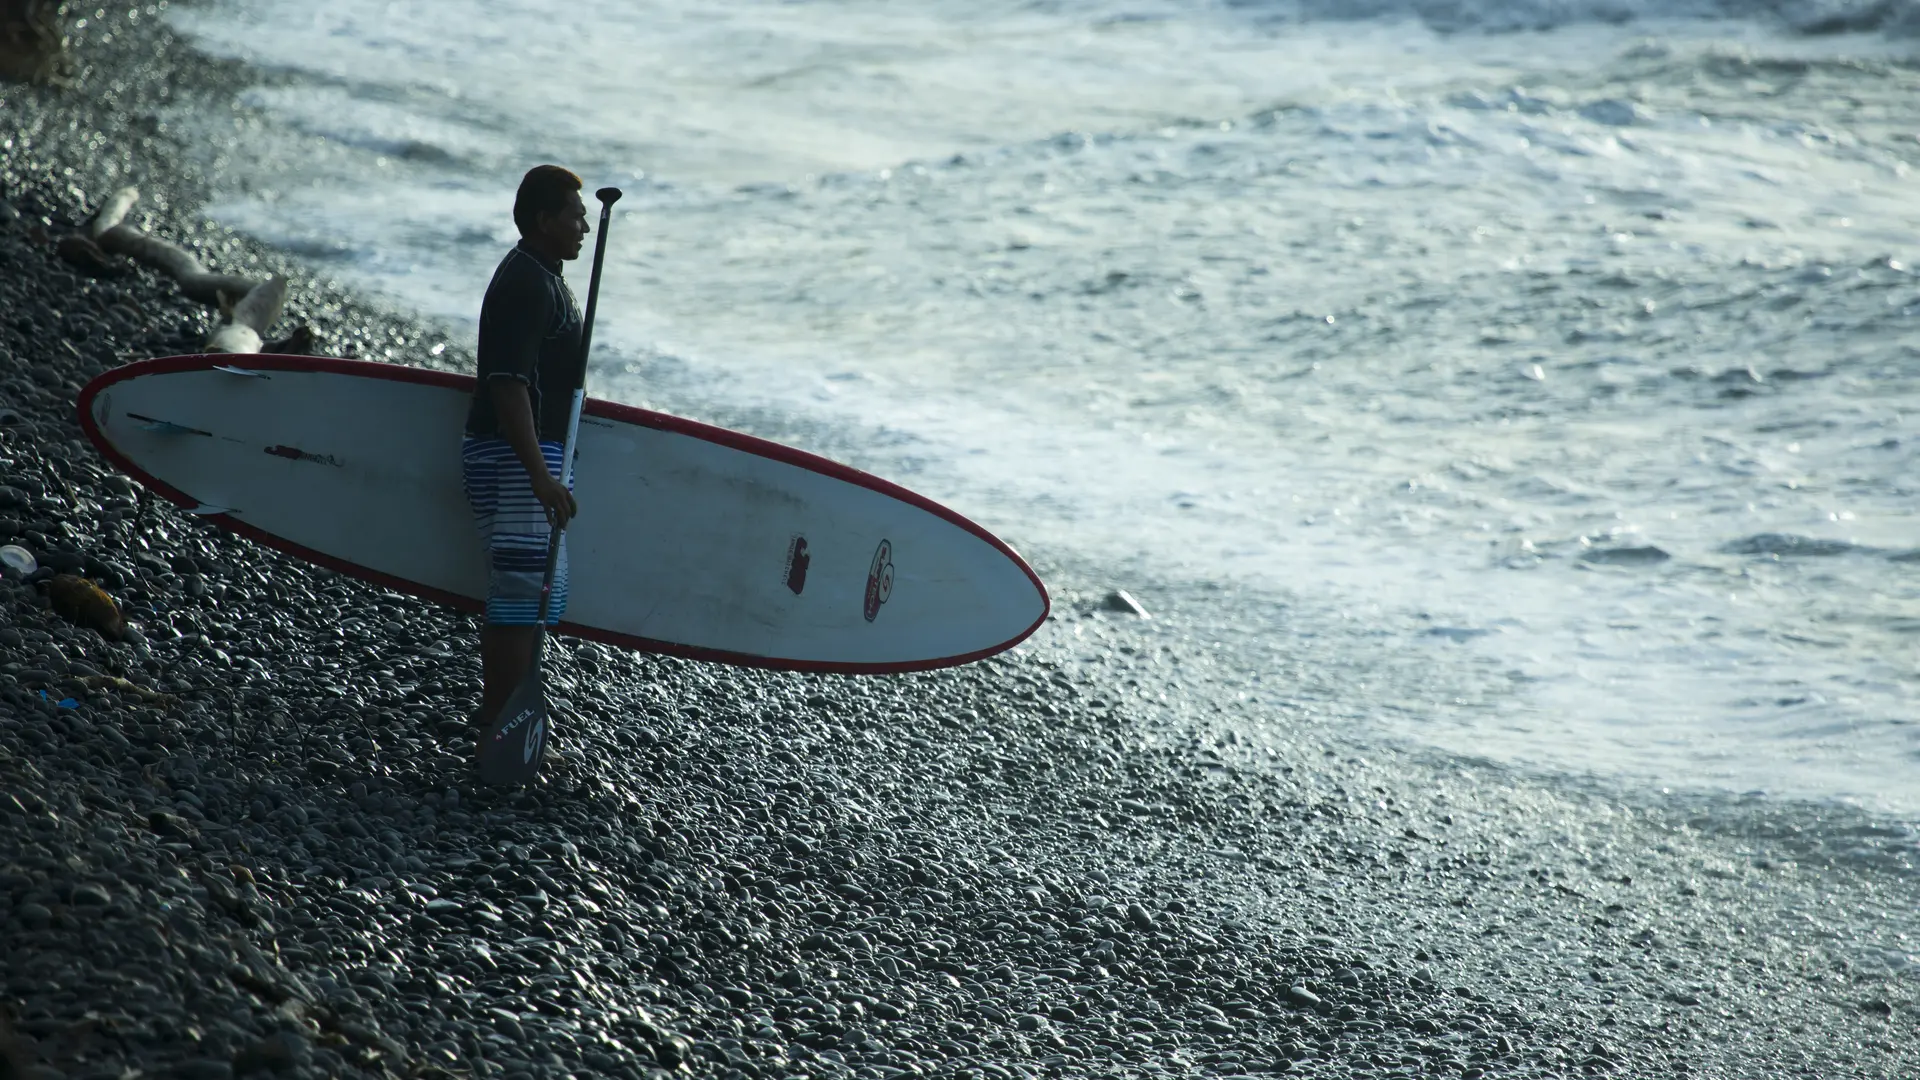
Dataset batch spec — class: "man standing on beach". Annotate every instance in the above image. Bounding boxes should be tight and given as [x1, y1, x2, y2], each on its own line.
[461, 165, 589, 750]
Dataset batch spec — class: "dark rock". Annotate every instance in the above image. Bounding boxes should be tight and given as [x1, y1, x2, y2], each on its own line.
[651, 1033, 691, 1067]
[486, 1009, 525, 1041]
[232, 1031, 306, 1075]
[147, 811, 195, 840]
[1722, 533, 1862, 557]
[1580, 545, 1670, 566]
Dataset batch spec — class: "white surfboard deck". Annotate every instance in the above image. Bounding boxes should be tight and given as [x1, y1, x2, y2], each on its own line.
[79, 355, 1048, 672]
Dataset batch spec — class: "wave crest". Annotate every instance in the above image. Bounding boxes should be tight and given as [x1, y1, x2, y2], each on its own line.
[1223, 0, 1920, 36]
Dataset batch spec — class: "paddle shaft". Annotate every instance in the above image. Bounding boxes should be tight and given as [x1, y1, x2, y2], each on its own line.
[529, 186, 623, 649]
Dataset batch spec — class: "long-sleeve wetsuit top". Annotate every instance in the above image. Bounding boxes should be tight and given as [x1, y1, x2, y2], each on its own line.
[464, 240, 584, 442]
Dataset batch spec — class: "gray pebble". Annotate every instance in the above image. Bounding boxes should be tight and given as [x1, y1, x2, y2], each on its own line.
[232, 1030, 306, 1075]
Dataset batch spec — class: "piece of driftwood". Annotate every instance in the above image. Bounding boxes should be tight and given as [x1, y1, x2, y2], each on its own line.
[76, 673, 177, 704]
[0, 0, 69, 85]
[203, 277, 289, 354]
[86, 187, 263, 305]
[84, 186, 293, 354]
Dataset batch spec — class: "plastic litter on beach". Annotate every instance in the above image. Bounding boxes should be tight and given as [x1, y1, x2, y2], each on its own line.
[38, 690, 80, 709]
[0, 544, 36, 578]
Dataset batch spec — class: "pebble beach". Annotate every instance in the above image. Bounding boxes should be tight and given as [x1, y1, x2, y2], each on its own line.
[3, 8, 1919, 1080]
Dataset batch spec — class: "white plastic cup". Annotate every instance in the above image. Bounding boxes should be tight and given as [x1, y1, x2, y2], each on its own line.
[0, 544, 36, 578]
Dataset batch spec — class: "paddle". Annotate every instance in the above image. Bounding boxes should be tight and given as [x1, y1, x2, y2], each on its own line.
[478, 184, 622, 786]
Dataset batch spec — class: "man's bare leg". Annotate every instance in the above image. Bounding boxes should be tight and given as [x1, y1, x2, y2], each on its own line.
[478, 623, 538, 750]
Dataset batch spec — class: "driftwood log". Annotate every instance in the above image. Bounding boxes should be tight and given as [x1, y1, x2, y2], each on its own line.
[82, 186, 291, 354]
[0, 0, 68, 85]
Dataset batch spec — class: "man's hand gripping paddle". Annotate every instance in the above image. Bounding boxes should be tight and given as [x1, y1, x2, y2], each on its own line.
[478, 185, 622, 786]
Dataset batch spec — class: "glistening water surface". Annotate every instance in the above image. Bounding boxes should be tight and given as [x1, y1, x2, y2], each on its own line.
[164, 0, 1920, 816]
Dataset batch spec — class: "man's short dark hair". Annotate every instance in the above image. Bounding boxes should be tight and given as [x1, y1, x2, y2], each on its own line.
[513, 165, 583, 237]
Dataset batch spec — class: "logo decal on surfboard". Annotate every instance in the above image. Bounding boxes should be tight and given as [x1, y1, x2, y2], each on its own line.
[265, 445, 344, 467]
[864, 539, 894, 623]
[784, 535, 810, 595]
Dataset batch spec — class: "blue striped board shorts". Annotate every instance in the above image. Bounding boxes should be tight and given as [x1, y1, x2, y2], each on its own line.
[461, 436, 571, 626]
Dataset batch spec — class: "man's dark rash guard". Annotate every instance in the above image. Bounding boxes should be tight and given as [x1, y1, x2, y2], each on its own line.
[465, 240, 584, 442]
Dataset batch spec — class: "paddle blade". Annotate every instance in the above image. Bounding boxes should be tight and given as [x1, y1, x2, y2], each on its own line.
[478, 673, 549, 786]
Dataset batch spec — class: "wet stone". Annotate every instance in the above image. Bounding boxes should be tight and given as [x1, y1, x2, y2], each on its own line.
[232, 1030, 306, 1075]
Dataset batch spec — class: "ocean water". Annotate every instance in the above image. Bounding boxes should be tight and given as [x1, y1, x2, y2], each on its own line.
[163, 0, 1920, 816]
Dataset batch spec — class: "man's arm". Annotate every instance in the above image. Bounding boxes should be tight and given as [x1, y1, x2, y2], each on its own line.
[490, 376, 577, 530]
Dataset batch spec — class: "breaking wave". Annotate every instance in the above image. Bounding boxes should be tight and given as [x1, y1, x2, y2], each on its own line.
[1223, 0, 1920, 35]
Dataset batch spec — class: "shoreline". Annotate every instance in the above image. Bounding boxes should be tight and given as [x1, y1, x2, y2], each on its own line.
[3, 7, 1917, 1080]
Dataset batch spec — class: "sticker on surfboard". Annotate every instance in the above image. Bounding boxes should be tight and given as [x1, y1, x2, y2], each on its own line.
[864, 539, 894, 622]
[783, 535, 810, 595]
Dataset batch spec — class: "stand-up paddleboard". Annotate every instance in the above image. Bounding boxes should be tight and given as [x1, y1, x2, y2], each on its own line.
[78, 354, 1048, 673]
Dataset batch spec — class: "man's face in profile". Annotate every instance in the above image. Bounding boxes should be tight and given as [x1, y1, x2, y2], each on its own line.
[537, 191, 590, 261]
